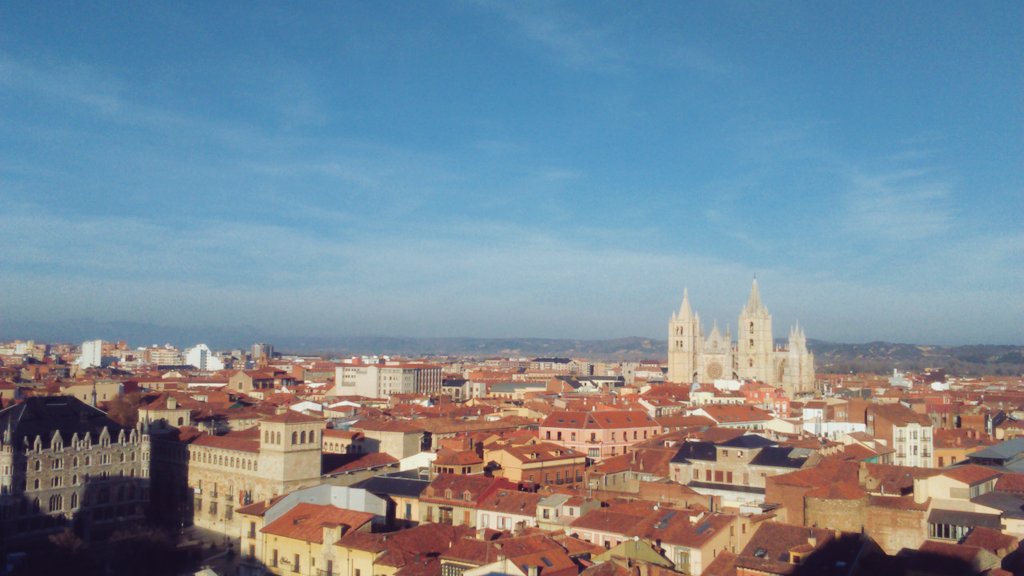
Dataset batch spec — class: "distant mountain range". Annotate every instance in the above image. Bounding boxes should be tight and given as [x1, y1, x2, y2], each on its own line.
[807, 340, 1024, 376]
[2, 319, 1021, 376]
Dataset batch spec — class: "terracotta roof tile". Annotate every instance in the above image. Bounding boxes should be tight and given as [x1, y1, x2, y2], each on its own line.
[261, 503, 374, 543]
[191, 428, 261, 453]
[941, 464, 1002, 486]
[325, 452, 399, 475]
[261, 410, 323, 424]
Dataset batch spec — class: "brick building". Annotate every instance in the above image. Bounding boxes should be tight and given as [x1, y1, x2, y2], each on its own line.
[539, 410, 660, 461]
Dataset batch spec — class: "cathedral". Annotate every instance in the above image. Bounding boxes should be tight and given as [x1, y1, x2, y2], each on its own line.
[667, 280, 815, 396]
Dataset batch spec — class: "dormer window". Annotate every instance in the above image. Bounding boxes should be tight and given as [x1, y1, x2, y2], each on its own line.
[464, 491, 472, 502]
[445, 489, 453, 499]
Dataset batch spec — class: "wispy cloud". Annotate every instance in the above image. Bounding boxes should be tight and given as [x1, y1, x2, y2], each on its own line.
[475, 1, 628, 72]
[0, 55, 126, 115]
[842, 168, 954, 241]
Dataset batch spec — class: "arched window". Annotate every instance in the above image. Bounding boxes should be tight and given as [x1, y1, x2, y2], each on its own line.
[177, 417, 184, 426]
[33, 479, 39, 490]
[300, 431, 306, 444]
[70, 493, 78, 509]
[291, 432, 298, 445]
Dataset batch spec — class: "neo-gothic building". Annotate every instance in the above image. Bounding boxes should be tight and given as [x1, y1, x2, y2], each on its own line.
[667, 280, 815, 395]
[0, 396, 150, 546]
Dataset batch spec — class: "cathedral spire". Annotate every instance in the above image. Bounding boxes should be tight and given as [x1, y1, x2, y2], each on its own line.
[679, 288, 693, 318]
[745, 278, 765, 313]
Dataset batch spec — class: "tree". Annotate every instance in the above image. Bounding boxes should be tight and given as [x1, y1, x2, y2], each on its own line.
[105, 391, 143, 427]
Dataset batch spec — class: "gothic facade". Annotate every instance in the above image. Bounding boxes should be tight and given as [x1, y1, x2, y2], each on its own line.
[667, 280, 815, 395]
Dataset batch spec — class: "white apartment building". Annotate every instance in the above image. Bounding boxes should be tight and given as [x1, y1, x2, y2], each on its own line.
[867, 403, 934, 468]
[333, 362, 442, 398]
[185, 343, 225, 371]
[77, 339, 104, 368]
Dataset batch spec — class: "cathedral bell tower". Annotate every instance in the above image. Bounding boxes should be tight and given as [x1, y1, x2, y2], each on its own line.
[667, 289, 701, 384]
[737, 279, 774, 383]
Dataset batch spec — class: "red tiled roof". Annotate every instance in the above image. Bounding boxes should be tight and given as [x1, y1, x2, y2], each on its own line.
[352, 419, 425, 433]
[434, 448, 483, 466]
[961, 526, 1018, 555]
[476, 489, 543, 516]
[261, 503, 374, 543]
[805, 481, 866, 500]
[698, 404, 773, 423]
[867, 403, 932, 427]
[191, 428, 261, 453]
[262, 410, 323, 424]
[941, 464, 1002, 486]
[421, 474, 515, 505]
[995, 472, 1024, 494]
[325, 452, 399, 474]
[541, 410, 657, 429]
[917, 540, 985, 563]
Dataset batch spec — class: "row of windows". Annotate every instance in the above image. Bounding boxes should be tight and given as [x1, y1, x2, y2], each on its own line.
[2, 483, 146, 518]
[32, 433, 144, 453]
[30, 468, 142, 490]
[545, 430, 651, 442]
[191, 450, 258, 472]
[33, 452, 138, 472]
[262, 429, 319, 446]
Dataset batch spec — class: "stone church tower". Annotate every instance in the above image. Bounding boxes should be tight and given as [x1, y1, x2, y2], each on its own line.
[737, 279, 775, 382]
[667, 289, 701, 384]
[666, 280, 815, 395]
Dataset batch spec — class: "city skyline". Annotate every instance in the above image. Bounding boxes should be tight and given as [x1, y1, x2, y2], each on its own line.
[2, 2, 1021, 345]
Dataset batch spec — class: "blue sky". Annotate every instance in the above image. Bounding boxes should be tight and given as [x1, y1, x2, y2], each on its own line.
[1, 1, 1021, 345]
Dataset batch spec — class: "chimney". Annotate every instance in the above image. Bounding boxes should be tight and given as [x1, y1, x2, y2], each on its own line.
[807, 530, 817, 548]
[528, 566, 538, 576]
[477, 528, 486, 541]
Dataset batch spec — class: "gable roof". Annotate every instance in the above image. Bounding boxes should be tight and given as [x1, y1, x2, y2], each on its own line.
[941, 464, 1002, 486]
[261, 410, 323, 424]
[698, 404, 773, 424]
[541, 410, 657, 429]
[421, 474, 513, 505]
[0, 396, 130, 449]
[261, 503, 374, 543]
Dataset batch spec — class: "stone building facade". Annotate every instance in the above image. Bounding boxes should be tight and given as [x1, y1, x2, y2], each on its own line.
[185, 411, 325, 536]
[0, 396, 150, 545]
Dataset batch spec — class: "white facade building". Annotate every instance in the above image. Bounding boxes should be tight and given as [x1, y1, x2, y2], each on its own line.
[77, 339, 104, 368]
[184, 343, 225, 371]
[333, 363, 442, 398]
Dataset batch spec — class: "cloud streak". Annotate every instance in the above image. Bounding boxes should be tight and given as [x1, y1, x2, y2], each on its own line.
[842, 168, 953, 242]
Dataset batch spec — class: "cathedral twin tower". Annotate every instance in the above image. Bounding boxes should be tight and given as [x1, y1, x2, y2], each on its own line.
[667, 279, 815, 396]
